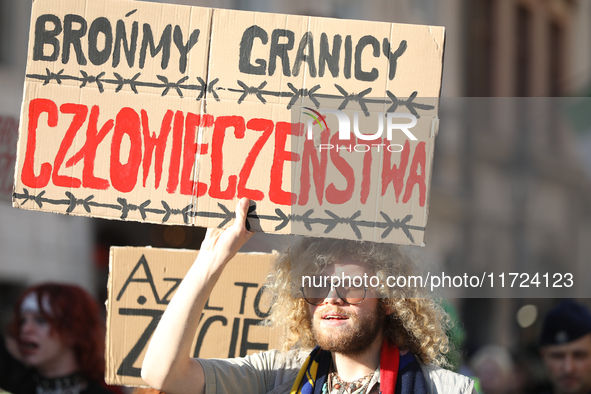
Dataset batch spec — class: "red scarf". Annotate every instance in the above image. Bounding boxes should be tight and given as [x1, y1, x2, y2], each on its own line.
[380, 340, 400, 394]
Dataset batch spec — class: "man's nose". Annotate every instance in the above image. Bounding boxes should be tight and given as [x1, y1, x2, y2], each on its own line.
[563, 355, 574, 373]
[324, 287, 344, 305]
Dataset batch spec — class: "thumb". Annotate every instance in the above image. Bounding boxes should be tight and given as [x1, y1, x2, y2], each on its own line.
[234, 198, 251, 232]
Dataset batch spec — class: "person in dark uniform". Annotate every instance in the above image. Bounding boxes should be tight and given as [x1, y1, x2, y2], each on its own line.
[0, 283, 117, 394]
[540, 300, 591, 394]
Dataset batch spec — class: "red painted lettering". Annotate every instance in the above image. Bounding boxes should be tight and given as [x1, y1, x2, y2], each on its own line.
[237, 118, 274, 201]
[22, 98, 57, 188]
[381, 140, 410, 202]
[110, 108, 142, 193]
[270, 122, 302, 205]
[18, 101, 427, 210]
[52, 103, 86, 188]
[298, 126, 329, 206]
[142, 109, 172, 189]
[167, 111, 185, 193]
[359, 136, 381, 204]
[402, 142, 426, 206]
[66, 105, 114, 190]
[181, 113, 213, 196]
[210, 116, 245, 200]
[325, 133, 354, 204]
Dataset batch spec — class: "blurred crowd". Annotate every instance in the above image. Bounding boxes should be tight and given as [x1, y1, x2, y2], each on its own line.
[2, 282, 590, 394]
[462, 300, 591, 394]
[0, 283, 122, 394]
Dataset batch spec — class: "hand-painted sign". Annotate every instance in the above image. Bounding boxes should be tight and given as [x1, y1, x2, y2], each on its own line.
[13, 0, 444, 245]
[106, 247, 280, 387]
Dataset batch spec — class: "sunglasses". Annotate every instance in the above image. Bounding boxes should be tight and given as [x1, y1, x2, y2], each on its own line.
[301, 284, 368, 305]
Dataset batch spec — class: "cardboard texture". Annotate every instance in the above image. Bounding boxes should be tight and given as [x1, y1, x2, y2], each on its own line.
[0, 116, 18, 202]
[13, 0, 445, 245]
[106, 247, 281, 387]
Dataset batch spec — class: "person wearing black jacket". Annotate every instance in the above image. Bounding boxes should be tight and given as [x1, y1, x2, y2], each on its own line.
[540, 300, 591, 394]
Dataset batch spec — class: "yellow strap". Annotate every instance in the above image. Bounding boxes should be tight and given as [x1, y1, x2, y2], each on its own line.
[290, 354, 312, 394]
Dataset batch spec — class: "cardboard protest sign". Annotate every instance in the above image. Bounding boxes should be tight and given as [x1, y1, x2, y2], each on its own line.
[106, 247, 280, 387]
[12, 0, 445, 245]
[0, 116, 18, 202]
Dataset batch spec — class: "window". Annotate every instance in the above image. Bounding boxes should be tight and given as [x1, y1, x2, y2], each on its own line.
[465, 0, 494, 97]
[549, 22, 565, 97]
[515, 5, 532, 97]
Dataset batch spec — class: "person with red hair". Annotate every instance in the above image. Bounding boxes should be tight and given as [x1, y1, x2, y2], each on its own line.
[0, 283, 115, 394]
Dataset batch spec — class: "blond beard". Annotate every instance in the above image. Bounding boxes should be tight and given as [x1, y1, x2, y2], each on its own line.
[310, 304, 385, 356]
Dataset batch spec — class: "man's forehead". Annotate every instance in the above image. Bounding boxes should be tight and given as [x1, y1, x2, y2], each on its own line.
[318, 257, 372, 274]
[544, 333, 591, 354]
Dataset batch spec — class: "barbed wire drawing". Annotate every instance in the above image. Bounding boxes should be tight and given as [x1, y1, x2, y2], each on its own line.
[26, 69, 435, 117]
[13, 188, 425, 242]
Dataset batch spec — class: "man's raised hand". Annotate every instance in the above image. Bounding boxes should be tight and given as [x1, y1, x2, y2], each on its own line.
[142, 199, 254, 394]
[199, 198, 254, 266]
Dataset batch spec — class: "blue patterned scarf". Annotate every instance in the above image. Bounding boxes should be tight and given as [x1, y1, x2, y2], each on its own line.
[290, 341, 428, 394]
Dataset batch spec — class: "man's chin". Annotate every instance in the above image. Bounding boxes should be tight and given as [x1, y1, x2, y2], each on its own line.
[314, 330, 355, 351]
[317, 340, 360, 354]
[556, 378, 587, 394]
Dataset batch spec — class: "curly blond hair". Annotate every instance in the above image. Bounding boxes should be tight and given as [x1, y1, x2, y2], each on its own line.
[264, 237, 453, 367]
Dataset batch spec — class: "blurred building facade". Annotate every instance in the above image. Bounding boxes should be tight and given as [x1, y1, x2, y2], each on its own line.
[434, 0, 591, 356]
[1, 0, 591, 368]
[0, 0, 96, 326]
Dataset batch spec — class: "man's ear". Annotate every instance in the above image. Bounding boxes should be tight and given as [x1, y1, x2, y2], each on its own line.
[381, 300, 396, 316]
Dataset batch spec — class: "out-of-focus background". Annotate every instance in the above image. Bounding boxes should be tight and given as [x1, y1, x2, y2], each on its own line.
[1, 0, 591, 391]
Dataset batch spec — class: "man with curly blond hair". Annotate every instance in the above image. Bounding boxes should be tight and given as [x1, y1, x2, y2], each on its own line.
[142, 199, 475, 394]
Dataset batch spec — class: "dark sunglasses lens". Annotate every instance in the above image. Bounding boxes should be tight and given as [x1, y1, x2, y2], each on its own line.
[302, 286, 329, 305]
[339, 286, 366, 305]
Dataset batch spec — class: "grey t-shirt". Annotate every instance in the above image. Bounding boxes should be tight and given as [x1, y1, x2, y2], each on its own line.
[198, 349, 382, 394]
[198, 349, 475, 394]
[198, 349, 308, 394]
